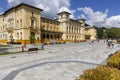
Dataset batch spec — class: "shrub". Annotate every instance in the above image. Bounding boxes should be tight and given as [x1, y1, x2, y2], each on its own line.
[107, 51, 120, 69]
[78, 66, 120, 80]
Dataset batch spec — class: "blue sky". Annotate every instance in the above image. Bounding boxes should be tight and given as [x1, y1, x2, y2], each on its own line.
[0, 0, 120, 27]
[70, 0, 120, 17]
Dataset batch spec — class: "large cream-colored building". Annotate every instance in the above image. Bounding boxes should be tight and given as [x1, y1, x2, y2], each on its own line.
[41, 17, 63, 44]
[57, 12, 86, 42]
[0, 3, 96, 44]
[0, 3, 42, 44]
[85, 26, 97, 40]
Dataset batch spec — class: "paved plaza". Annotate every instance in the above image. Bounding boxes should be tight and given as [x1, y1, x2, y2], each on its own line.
[0, 40, 120, 80]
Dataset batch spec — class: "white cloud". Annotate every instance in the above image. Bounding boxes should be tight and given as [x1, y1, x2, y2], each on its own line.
[7, 0, 120, 28]
[78, 14, 86, 19]
[77, 7, 120, 28]
[106, 15, 120, 27]
[77, 7, 107, 26]
[59, 7, 76, 19]
[7, 0, 74, 18]
[59, 7, 71, 13]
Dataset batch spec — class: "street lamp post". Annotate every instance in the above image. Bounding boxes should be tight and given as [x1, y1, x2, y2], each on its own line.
[104, 29, 107, 40]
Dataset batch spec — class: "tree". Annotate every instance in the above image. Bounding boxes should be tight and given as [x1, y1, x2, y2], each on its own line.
[106, 27, 120, 39]
[30, 32, 35, 44]
[96, 27, 106, 39]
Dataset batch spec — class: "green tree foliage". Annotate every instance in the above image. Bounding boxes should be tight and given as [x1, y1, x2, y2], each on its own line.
[96, 27, 106, 39]
[30, 35, 35, 44]
[30, 32, 35, 44]
[96, 27, 120, 39]
[106, 28, 120, 39]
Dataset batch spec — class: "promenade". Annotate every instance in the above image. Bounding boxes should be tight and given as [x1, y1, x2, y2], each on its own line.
[0, 40, 120, 80]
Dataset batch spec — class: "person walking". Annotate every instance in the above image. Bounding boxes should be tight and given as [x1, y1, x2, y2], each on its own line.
[111, 43, 114, 48]
[107, 41, 110, 48]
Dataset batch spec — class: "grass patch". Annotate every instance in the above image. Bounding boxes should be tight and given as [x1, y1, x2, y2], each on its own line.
[0, 44, 10, 47]
[0, 51, 28, 56]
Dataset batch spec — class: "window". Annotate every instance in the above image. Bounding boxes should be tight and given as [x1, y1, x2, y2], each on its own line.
[31, 19, 34, 27]
[3, 26, 4, 31]
[57, 35, 60, 39]
[43, 34, 45, 39]
[17, 20, 19, 27]
[66, 35, 68, 40]
[47, 34, 49, 39]
[20, 32, 22, 35]
[20, 19, 22, 27]
[50, 26, 52, 30]
[17, 33, 19, 39]
[5, 34, 7, 39]
[66, 26, 68, 32]
[43, 20, 45, 23]
[0, 35, 1, 39]
[3, 34, 4, 39]
[51, 35, 53, 39]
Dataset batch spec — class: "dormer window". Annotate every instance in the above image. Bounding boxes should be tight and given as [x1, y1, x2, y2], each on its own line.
[32, 10, 34, 16]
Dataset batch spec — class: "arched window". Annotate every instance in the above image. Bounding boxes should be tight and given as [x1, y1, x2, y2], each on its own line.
[57, 35, 60, 39]
[47, 34, 49, 39]
[43, 34, 45, 39]
[51, 35, 53, 39]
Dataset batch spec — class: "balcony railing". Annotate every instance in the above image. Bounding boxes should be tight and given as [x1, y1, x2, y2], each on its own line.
[6, 27, 14, 33]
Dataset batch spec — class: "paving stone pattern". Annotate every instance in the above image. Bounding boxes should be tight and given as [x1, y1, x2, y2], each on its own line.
[0, 40, 120, 80]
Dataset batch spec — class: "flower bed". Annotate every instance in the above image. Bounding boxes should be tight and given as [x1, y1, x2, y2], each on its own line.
[76, 51, 120, 80]
[107, 51, 120, 69]
[78, 66, 120, 80]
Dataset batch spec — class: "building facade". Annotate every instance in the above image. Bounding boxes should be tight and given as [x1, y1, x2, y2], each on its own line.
[85, 27, 97, 40]
[57, 12, 85, 42]
[0, 3, 43, 44]
[0, 3, 96, 44]
[41, 17, 63, 44]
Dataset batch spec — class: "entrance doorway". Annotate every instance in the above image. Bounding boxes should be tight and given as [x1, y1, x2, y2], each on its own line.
[30, 32, 35, 44]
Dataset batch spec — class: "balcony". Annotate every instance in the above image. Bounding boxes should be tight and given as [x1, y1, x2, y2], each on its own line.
[30, 27, 40, 34]
[8, 18, 14, 21]
[6, 27, 14, 33]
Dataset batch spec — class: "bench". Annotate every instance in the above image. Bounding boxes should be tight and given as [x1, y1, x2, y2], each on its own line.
[28, 48, 38, 51]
